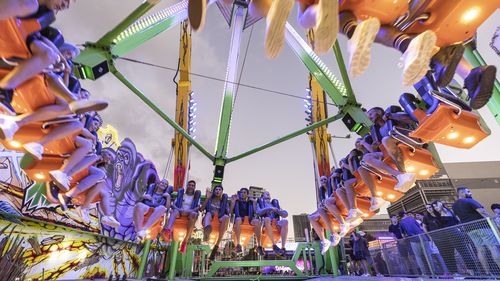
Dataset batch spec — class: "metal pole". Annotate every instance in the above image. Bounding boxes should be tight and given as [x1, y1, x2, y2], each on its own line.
[328, 140, 338, 169]
[418, 235, 434, 278]
[137, 240, 151, 279]
[110, 66, 215, 161]
[214, 6, 246, 160]
[169, 241, 180, 280]
[227, 113, 344, 163]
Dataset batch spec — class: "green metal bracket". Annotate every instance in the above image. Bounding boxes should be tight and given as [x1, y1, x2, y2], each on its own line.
[285, 23, 371, 135]
[226, 112, 345, 163]
[463, 44, 500, 125]
[183, 244, 211, 278]
[332, 40, 356, 105]
[137, 239, 152, 279]
[110, 65, 215, 161]
[96, 0, 160, 46]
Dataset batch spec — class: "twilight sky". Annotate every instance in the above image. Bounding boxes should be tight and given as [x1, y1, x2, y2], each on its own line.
[56, 1, 500, 236]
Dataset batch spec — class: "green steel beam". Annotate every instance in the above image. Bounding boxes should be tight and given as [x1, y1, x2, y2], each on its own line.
[137, 239, 151, 279]
[463, 44, 500, 125]
[168, 241, 180, 280]
[226, 112, 345, 163]
[285, 23, 371, 135]
[214, 6, 246, 160]
[111, 0, 192, 57]
[332, 40, 356, 104]
[285, 23, 348, 107]
[96, 0, 160, 46]
[110, 65, 215, 161]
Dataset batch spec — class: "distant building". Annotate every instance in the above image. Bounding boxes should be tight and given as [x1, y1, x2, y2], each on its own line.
[249, 186, 265, 199]
[292, 214, 311, 242]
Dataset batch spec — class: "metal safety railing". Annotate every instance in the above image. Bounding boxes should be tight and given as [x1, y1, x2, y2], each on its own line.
[369, 218, 500, 278]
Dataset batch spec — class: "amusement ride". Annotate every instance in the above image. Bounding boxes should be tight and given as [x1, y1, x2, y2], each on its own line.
[0, 0, 499, 280]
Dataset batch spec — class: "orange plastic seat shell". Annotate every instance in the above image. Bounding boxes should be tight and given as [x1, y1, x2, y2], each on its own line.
[340, 0, 408, 24]
[22, 155, 63, 182]
[143, 207, 164, 241]
[233, 216, 255, 247]
[0, 18, 31, 59]
[405, 0, 500, 47]
[353, 170, 403, 202]
[398, 144, 439, 180]
[1, 122, 78, 157]
[410, 104, 489, 149]
[0, 68, 57, 113]
[206, 216, 222, 245]
[355, 197, 376, 218]
[172, 216, 190, 242]
[318, 212, 341, 232]
[261, 219, 281, 247]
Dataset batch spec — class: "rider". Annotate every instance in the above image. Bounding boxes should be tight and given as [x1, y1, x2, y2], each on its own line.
[133, 179, 172, 241]
[233, 187, 263, 255]
[308, 174, 342, 255]
[200, 185, 230, 261]
[257, 191, 289, 256]
[163, 180, 201, 253]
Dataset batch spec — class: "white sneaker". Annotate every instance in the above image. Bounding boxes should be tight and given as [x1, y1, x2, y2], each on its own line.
[0, 116, 19, 141]
[394, 173, 417, 193]
[349, 217, 364, 229]
[339, 223, 350, 237]
[348, 17, 380, 77]
[136, 229, 147, 240]
[49, 170, 70, 192]
[401, 30, 437, 86]
[75, 207, 90, 224]
[320, 239, 331, 255]
[370, 197, 388, 212]
[265, 0, 294, 59]
[330, 233, 341, 247]
[102, 216, 121, 229]
[346, 208, 364, 222]
[23, 142, 44, 160]
[314, 0, 339, 54]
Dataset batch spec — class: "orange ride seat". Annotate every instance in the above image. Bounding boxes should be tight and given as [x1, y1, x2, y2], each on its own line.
[172, 216, 189, 243]
[410, 104, 488, 149]
[206, 216, 222, 245]
[353, 170, 402, 202]
[261, 219, 281, 248]
[355, 197, 376, 218]
[404, 0, 499, 47]
[340, 0, 408, 24]
[318, 212, 341, 233]
[233, 216, 255, 247]
[142, 208, 164, 241]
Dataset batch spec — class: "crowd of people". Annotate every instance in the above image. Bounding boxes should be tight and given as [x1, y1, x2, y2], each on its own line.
[134, 179, 290, 261]
[388, 187, 500, 277]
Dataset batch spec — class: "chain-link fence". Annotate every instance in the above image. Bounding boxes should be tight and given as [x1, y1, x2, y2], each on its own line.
[370, 218, 500, 278]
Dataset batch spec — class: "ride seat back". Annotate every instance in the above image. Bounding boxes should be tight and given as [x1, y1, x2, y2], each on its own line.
[355, 197, 376, 219]
[22, 155, 62, 182]
[404, 0, 499, 46]
[0, 68, 57, 113]
[353, 169, 402, 202]
[232, 216, 254, 247]
[339, 0, 408, 24]
[409, 104, 489, 149]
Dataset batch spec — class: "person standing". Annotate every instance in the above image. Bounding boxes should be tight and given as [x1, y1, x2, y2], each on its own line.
[452, 187, 500, 274]
[388, 214, 416, 275]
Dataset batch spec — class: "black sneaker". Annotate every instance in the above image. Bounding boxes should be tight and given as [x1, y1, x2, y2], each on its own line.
[465, 65, 497, 110]
[236, 244, 243, 253]
[272, 244, 282, 256]
[0, 88, 15, 116]
[209, 245, 219, 261]
[257, 246, 265, 256]
[430, 43, 464, 87]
